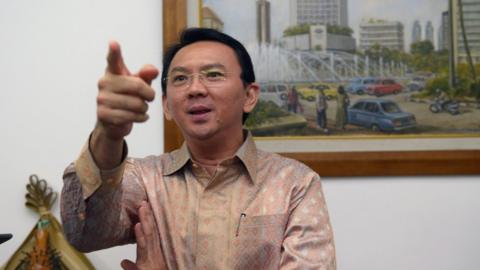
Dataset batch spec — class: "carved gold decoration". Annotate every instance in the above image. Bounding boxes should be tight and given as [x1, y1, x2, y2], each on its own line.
[1, 175, 95, 270]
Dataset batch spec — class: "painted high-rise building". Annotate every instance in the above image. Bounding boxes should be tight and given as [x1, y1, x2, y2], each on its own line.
[290, 0, 348, 27]
[425, 21, 435, 47]
[438, 11, 450, 51]
[452, 0, 480, 64]
[359, 19, 405, 51]
[202, 6, 224, 31]
[257, 0, 271, 44]
[412, 20, 422, 43]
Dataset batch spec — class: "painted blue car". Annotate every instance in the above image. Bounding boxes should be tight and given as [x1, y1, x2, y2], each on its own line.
[346, 77, 376, 95]
[347, 99, 416, 132]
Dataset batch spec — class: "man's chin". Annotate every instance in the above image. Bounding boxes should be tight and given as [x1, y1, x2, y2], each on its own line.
[183, 127, 217, 142]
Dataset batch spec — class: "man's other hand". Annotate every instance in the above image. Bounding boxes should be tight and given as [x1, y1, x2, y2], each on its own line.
[120, 201, 167, 270]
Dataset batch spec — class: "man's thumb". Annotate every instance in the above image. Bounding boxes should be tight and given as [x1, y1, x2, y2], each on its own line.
[137, 64, 160, 86]
[120, 259, 138, 270]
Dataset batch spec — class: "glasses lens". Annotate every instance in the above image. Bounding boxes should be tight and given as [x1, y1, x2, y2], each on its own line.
[202, 70, 227, 83]
[169, 74, 189, 87]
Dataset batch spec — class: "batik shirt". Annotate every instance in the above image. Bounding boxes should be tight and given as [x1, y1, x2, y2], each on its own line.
[61, 132, 336, 270]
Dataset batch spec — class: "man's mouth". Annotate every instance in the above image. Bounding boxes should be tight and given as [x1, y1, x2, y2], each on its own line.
[189, 108, 212, 115]
[187, 105, 213, 119]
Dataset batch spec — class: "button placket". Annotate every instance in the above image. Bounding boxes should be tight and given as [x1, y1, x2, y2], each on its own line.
[195, 178, 232, 269]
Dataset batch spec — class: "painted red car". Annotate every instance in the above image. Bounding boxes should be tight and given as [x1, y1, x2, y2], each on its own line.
[367, 78, 403, 96]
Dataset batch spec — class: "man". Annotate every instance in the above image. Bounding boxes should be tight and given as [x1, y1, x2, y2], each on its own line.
[287, 85, 300, 113]
[335, 86, 349, 130]
[316, 89, 329, 133]
[435, 88, 450, 108]
[61, 28, 336, 269]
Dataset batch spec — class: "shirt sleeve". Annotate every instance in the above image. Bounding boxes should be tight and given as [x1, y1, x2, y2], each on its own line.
[61, 138, 147, 252]
[279, 175, 337, 270]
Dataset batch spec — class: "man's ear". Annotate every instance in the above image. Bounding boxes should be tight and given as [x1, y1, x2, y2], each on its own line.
[243, 83, 260, 113]
[162, 95, 173, 121]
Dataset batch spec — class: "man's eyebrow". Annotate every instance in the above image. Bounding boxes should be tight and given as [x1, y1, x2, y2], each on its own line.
[169, 63, 226, 74]
[201, 63, 226, 70]
[169, 66, 188, 74]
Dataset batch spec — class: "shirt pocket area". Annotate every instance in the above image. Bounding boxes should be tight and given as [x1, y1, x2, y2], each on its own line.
[232, 214, 288, 269]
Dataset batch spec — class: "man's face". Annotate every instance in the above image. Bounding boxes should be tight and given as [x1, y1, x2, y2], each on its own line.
[163, 41, 258, 142]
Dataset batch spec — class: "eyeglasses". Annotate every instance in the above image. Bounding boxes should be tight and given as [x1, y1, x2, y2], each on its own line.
[164, 70, 233, 89]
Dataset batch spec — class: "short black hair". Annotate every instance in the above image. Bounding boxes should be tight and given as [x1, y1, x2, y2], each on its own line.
[161, 28, 256, 123]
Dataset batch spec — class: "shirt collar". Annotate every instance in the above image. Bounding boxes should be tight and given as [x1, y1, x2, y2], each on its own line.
[235, 131, 258, 184]
[162, 130, 258, 184]
[163, 142, 191, 176]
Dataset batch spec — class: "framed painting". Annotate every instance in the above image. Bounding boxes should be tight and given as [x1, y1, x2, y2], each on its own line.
[163, 0, 480, 176]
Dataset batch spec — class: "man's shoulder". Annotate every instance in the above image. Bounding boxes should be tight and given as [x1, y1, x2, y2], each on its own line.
[257, 149, 319, 182]
[258, 149, 303, 166]
[255, 150, 321, 204]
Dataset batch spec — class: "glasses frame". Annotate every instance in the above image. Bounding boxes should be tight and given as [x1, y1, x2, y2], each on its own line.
[164, 70, 235, 89]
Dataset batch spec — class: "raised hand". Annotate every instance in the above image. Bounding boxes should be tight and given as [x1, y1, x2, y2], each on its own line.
[96, 41, 158, 140]
[91, 42, 159, 169]
[120, 201, 167, 270]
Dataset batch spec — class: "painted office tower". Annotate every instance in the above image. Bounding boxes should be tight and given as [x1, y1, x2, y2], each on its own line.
[411, 20, 434, 49]
[438, 11, 450, 51]
[202, 6, 224, 32]
[257, 0, 271, 44]
[425, 21, 434, 47]
[452, 0, 480, 64]
[359, 19, 405, 51]
[412, 20, 422, 43]
[290, 0, 348, 27]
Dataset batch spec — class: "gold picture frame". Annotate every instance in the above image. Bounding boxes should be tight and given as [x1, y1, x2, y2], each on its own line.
[162, 0, 480, 176]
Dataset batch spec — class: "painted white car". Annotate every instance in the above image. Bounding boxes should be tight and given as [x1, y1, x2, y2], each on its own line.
[259, 83, 289, 108]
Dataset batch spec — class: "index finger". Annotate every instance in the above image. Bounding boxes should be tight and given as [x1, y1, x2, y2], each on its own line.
[139, 201, 155, 237]
[107, 41, 130, 75]
[135, 222, 146, 249]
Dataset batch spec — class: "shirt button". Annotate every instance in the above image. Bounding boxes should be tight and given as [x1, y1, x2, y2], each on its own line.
[78, 212, 86, 220]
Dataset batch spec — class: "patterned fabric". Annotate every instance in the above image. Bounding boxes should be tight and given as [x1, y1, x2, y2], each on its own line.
[61, 132, 336, 270]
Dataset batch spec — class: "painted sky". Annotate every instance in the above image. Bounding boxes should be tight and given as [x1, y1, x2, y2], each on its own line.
[203, 0, 449, 50]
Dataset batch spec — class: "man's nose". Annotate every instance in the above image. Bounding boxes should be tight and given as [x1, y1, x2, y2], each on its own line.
[187, 74, 208, 97]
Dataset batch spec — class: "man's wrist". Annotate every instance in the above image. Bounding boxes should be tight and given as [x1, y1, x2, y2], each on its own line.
[89, 127, 125, 170]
